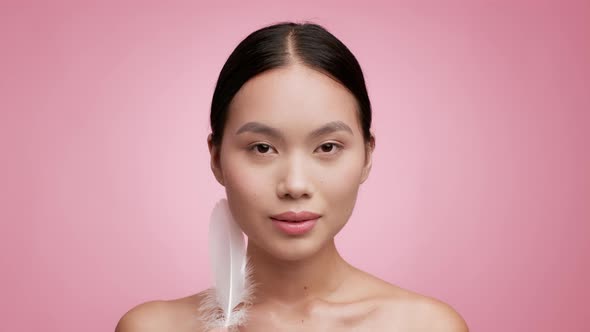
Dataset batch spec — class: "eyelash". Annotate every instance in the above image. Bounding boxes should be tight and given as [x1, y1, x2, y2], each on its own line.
[248, 142, 343, 156]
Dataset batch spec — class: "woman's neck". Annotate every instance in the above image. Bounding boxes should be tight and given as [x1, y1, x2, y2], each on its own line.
[246, 238, 353, 305]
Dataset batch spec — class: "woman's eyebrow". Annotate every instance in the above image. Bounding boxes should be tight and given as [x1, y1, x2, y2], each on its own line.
[235, 121, 354, 139]
[310, 121, 354, 139]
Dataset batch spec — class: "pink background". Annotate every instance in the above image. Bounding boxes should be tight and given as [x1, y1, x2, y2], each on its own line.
[2, 1, 588, 331]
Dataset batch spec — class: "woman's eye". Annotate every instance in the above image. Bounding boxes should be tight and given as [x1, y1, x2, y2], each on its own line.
[316, 143, 342, 154]
[251, 143, 274, 154]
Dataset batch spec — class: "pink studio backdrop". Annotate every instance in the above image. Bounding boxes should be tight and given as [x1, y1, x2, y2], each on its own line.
[2, 1, 588, 331]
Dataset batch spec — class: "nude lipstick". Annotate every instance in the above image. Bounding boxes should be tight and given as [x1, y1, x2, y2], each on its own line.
[270, 211, 320, 235]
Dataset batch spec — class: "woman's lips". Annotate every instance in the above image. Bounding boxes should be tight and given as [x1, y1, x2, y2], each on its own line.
[270, 217, 319, 235]
[270, 211, 321, 222]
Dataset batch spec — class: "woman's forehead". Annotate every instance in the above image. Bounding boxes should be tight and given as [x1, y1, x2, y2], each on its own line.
[227, 65, 359, 128]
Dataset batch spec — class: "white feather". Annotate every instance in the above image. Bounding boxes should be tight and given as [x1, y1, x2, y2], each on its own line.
[198, 199, 256, 331]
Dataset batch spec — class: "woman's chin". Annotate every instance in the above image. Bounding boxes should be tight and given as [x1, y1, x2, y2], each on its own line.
[262, 237, 332, 262]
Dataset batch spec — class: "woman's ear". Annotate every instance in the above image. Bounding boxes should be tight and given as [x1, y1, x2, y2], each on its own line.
[360, 132, 375, 184]
[207, 133, 225, 186]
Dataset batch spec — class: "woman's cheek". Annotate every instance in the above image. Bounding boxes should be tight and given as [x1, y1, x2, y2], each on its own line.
[223, 151, 262, 193]
[223, 159, 274, 231]
[323, 156, 363, 217]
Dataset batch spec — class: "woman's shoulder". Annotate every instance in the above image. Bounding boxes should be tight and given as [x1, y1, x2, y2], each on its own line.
[360, 273, 469, 331]
[115, 293, 207, 332]
[337, 267, 467, 331]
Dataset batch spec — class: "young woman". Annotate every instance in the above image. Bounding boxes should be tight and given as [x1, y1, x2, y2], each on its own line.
[116, 21, 469, 332]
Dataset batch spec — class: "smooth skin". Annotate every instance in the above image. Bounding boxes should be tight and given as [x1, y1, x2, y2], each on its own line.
[116, 64, 468, 331]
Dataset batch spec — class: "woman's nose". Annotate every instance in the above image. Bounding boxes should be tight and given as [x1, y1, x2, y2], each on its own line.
[276, 154, 313, 200]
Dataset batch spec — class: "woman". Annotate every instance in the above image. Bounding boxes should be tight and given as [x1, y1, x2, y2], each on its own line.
[116, 21, 469, 332]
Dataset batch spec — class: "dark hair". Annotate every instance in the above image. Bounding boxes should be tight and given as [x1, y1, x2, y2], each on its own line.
[209, 21, 372, 147]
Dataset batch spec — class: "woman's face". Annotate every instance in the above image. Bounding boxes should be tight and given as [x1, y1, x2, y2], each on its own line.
[208, 64, 373, 261]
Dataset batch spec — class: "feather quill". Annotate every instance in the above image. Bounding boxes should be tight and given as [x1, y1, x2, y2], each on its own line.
[198, 199, 256, 331]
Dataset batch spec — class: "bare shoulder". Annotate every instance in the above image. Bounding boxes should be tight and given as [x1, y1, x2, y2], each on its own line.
[348, 270, 468, 331]
[376, 282, 469, 331]
[115, 300, 172, 332]
[115, 293, 207, 332]
[419, 296, 469, 332]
